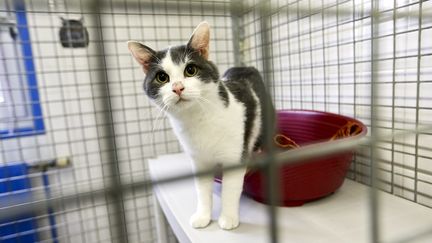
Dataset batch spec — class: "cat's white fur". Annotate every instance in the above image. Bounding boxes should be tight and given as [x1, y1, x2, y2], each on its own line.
[129, 22, 261, 230]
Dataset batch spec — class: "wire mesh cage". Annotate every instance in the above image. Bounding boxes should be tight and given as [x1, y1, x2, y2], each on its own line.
[1, 0, 432, 242]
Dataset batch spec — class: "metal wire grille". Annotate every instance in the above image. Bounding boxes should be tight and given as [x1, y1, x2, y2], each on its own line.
[0, 0, 432, 242]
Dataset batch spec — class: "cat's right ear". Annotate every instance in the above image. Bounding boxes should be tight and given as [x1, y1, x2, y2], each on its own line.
[127, 41, 156, 73]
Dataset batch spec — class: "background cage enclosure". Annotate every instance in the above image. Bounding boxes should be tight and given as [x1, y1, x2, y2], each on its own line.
[1, 0, 432, 242]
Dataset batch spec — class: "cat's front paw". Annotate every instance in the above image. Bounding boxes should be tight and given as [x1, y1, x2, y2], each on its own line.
[190, 212, 211, 228]
[218, 214, 239, 230]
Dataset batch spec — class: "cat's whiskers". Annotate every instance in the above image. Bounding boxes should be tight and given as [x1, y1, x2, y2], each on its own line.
[180, 90, 201, 102]
[175, 88, 221, 112]
[151, 98, 172, 134]
[139, 100, 167, 149]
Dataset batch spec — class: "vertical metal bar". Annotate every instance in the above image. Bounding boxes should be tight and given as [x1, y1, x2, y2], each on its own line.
[296, 2, 303, 110]
[276, 3, 283, 109]
[370, 1, 380, 242]
[390, 0, 397, 195]
[136, 1, 160, 239]
[286, 6, 294, 109]
[321, 0, 328, 111]
[62, 1, 103, 241]
[352, 0, 358, 181]
[153, 198, 168, 243]
[230, 0, 243, 67]
[122, 0, 156, 241]
[149, 0, 160, 157]
[26, 1, 89, 241]
[161, 1, 171, 155]
[109, 0, 146, 241]
[41, 171, 59, 243]
[88, 0, 128, 242]
[413, 0, 423, 204]
[308, 0, 315, 110]
[336, 0, 341, 114]
[258, 1, 278, 243]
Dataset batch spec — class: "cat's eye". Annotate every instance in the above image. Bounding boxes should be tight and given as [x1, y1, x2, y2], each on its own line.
[156, 71, 169, 84]
[184, 64, 198, 77]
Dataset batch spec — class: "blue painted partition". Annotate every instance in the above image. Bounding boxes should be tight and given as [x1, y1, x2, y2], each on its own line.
[0, 163, 38, 243]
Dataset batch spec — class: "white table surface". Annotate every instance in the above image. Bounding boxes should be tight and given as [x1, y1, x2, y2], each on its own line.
[148, 153, 432, 243]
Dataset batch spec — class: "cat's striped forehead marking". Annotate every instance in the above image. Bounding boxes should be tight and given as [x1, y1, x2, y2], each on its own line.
[160, 47, 178, 76]
[159, 47, 174, 71]
[169, 45, 190, 64]
[160, 47, 190, 77]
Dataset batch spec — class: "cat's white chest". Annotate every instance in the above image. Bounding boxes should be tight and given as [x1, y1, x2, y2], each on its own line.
[169, 97, 245, 165]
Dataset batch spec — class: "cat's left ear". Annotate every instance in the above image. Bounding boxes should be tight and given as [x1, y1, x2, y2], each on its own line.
[187, 21, 210, 60]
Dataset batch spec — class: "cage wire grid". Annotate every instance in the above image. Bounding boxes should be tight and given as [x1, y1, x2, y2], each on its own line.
[0, 0, 432, 242]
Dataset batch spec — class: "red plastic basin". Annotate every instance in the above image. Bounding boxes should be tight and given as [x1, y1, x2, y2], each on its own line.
[243, 109, 367, 206]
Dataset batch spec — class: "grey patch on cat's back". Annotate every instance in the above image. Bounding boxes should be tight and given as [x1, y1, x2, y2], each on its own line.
[218, 82, 229, 107]
[222, 67, 275, 155]
[223, 68, 257, 156]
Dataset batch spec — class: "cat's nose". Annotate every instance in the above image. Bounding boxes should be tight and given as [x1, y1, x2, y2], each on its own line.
[172, 82, 185, 96]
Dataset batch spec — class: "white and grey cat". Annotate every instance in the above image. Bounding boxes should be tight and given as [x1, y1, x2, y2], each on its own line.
[128, 22, 274, 230]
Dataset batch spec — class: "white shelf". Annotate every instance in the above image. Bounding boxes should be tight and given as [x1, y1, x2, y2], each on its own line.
[148, 153, 432, 243]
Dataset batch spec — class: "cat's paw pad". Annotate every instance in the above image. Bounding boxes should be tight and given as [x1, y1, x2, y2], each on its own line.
[218, 214, 239, 230]
[190, 212, 211, 228]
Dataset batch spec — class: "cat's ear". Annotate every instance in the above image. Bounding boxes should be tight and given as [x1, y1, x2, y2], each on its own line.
[127, 41, 156, 73]
[187, 21, 210, 60]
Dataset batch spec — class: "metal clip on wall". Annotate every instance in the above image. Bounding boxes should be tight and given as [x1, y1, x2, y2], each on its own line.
[29, 157, 72, 172]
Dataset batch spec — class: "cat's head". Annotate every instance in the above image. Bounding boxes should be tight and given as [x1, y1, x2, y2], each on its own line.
[127, 22, 219, 113]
